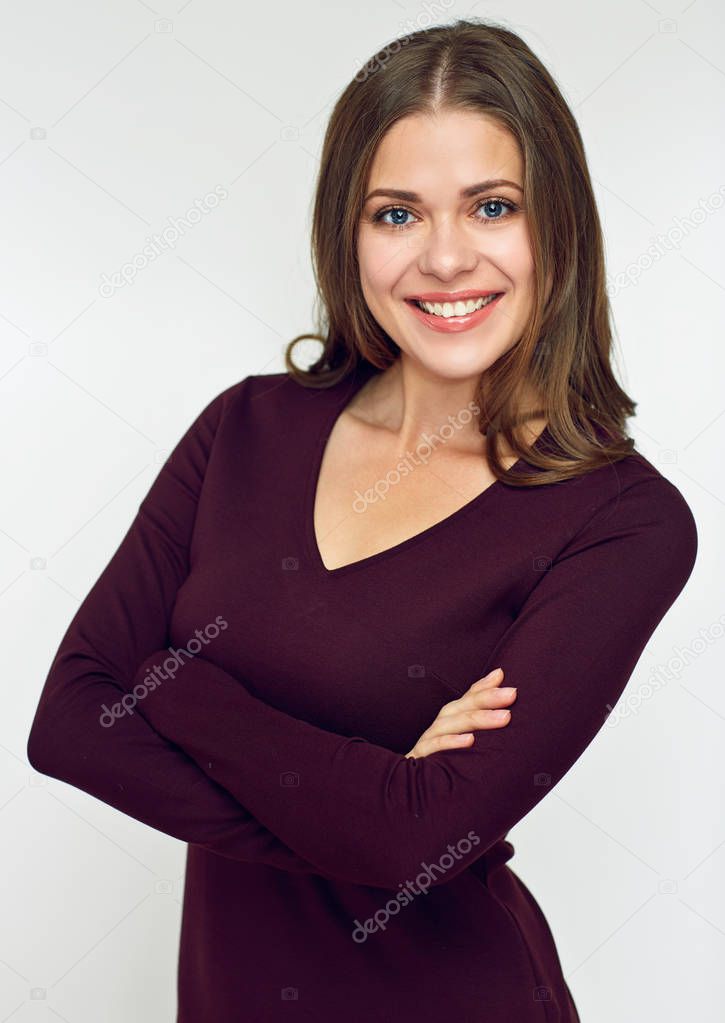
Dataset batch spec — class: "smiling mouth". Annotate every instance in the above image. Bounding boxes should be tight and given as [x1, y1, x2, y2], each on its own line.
[407, 294, 504, 319]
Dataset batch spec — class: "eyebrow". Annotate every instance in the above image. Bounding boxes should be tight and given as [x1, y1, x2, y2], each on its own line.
[363, 179, 524, 204]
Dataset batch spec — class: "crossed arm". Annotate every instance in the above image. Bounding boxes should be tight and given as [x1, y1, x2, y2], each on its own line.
[26, 385, 325, 875]
[130, 469, 697, 888]
[27, 382, 698, 890]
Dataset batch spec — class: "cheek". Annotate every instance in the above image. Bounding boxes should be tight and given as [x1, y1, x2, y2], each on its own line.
[506, 222, 536, 287]
[358, 229, 410, 296]
[485, 229, 536, 295]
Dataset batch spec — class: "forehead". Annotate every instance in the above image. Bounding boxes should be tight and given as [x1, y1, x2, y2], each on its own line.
[367, 109, 522, 190]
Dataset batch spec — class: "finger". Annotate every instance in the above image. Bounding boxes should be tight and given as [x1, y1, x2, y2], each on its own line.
[435, 685, 516, 721]
[430, 671, 506, 723]
[407, 732, 474, 758]
[422, 706, 512, 740]
[468, 667, 504, 692]
[406, 732, 475, 759]
[463, 685, 517, 709]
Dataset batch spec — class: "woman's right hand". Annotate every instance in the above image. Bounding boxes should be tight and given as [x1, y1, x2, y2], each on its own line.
[405, 668, 516, 759]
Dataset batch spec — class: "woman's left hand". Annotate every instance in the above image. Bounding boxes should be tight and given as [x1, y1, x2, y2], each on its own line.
[405, 668, 516, 758]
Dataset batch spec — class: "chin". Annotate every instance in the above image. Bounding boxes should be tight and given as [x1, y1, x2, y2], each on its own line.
[402, 344, 502, 381]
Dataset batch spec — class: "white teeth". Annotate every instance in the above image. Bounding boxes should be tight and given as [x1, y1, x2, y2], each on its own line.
[416, 294, 499, 318]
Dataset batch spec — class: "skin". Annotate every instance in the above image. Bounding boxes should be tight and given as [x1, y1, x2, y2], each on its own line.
[352, 107, 548, 757]
[404, 668, 516, 759]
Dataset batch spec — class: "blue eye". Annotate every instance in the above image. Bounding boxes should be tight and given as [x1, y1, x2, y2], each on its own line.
[370, 197, 519, 231]
[476, 198, 516, 221]
[376, 207, 414, 228]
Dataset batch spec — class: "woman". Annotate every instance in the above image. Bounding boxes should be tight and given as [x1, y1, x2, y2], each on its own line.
[27, 18, 697, 1022]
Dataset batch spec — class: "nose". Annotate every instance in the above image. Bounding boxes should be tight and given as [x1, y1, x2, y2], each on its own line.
[414, 215, 479, 281]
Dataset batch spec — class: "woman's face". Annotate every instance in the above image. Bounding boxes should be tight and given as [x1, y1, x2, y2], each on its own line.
[357, 108, 536, 382]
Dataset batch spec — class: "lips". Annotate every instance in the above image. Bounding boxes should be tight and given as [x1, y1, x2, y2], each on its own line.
[406, 289, 502, 302]
[405, 291, 504, 333]
[408, 294, 502, 316]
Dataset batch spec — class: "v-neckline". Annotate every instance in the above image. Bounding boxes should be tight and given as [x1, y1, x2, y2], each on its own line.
[305, 362, 546, 579]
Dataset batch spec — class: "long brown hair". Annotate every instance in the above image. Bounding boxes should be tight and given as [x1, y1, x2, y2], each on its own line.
[284, 17, 636, 485]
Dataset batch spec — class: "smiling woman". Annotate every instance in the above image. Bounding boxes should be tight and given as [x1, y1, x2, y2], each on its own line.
[359, 115, 532, 349]
[27, 15, 697, 1023]
[290, 20, 637, 485]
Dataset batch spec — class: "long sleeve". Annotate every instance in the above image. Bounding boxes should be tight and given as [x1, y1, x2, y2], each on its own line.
[136, 474, 698, 890]
[26, 382, 326, 875]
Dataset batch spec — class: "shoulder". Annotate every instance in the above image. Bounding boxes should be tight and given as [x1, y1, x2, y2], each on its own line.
[154, 371, 323, 509]
[201, 371, 290, 417]
[585, 446, 695, 531]
[559, 446, 698, 590]
[205, 369, 342, 426]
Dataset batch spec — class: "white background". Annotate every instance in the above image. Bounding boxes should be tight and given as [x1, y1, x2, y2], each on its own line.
[2, 1, 723, 1020]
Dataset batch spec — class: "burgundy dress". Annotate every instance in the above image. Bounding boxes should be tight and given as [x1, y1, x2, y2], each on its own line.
[27, 360, 698, 1021]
